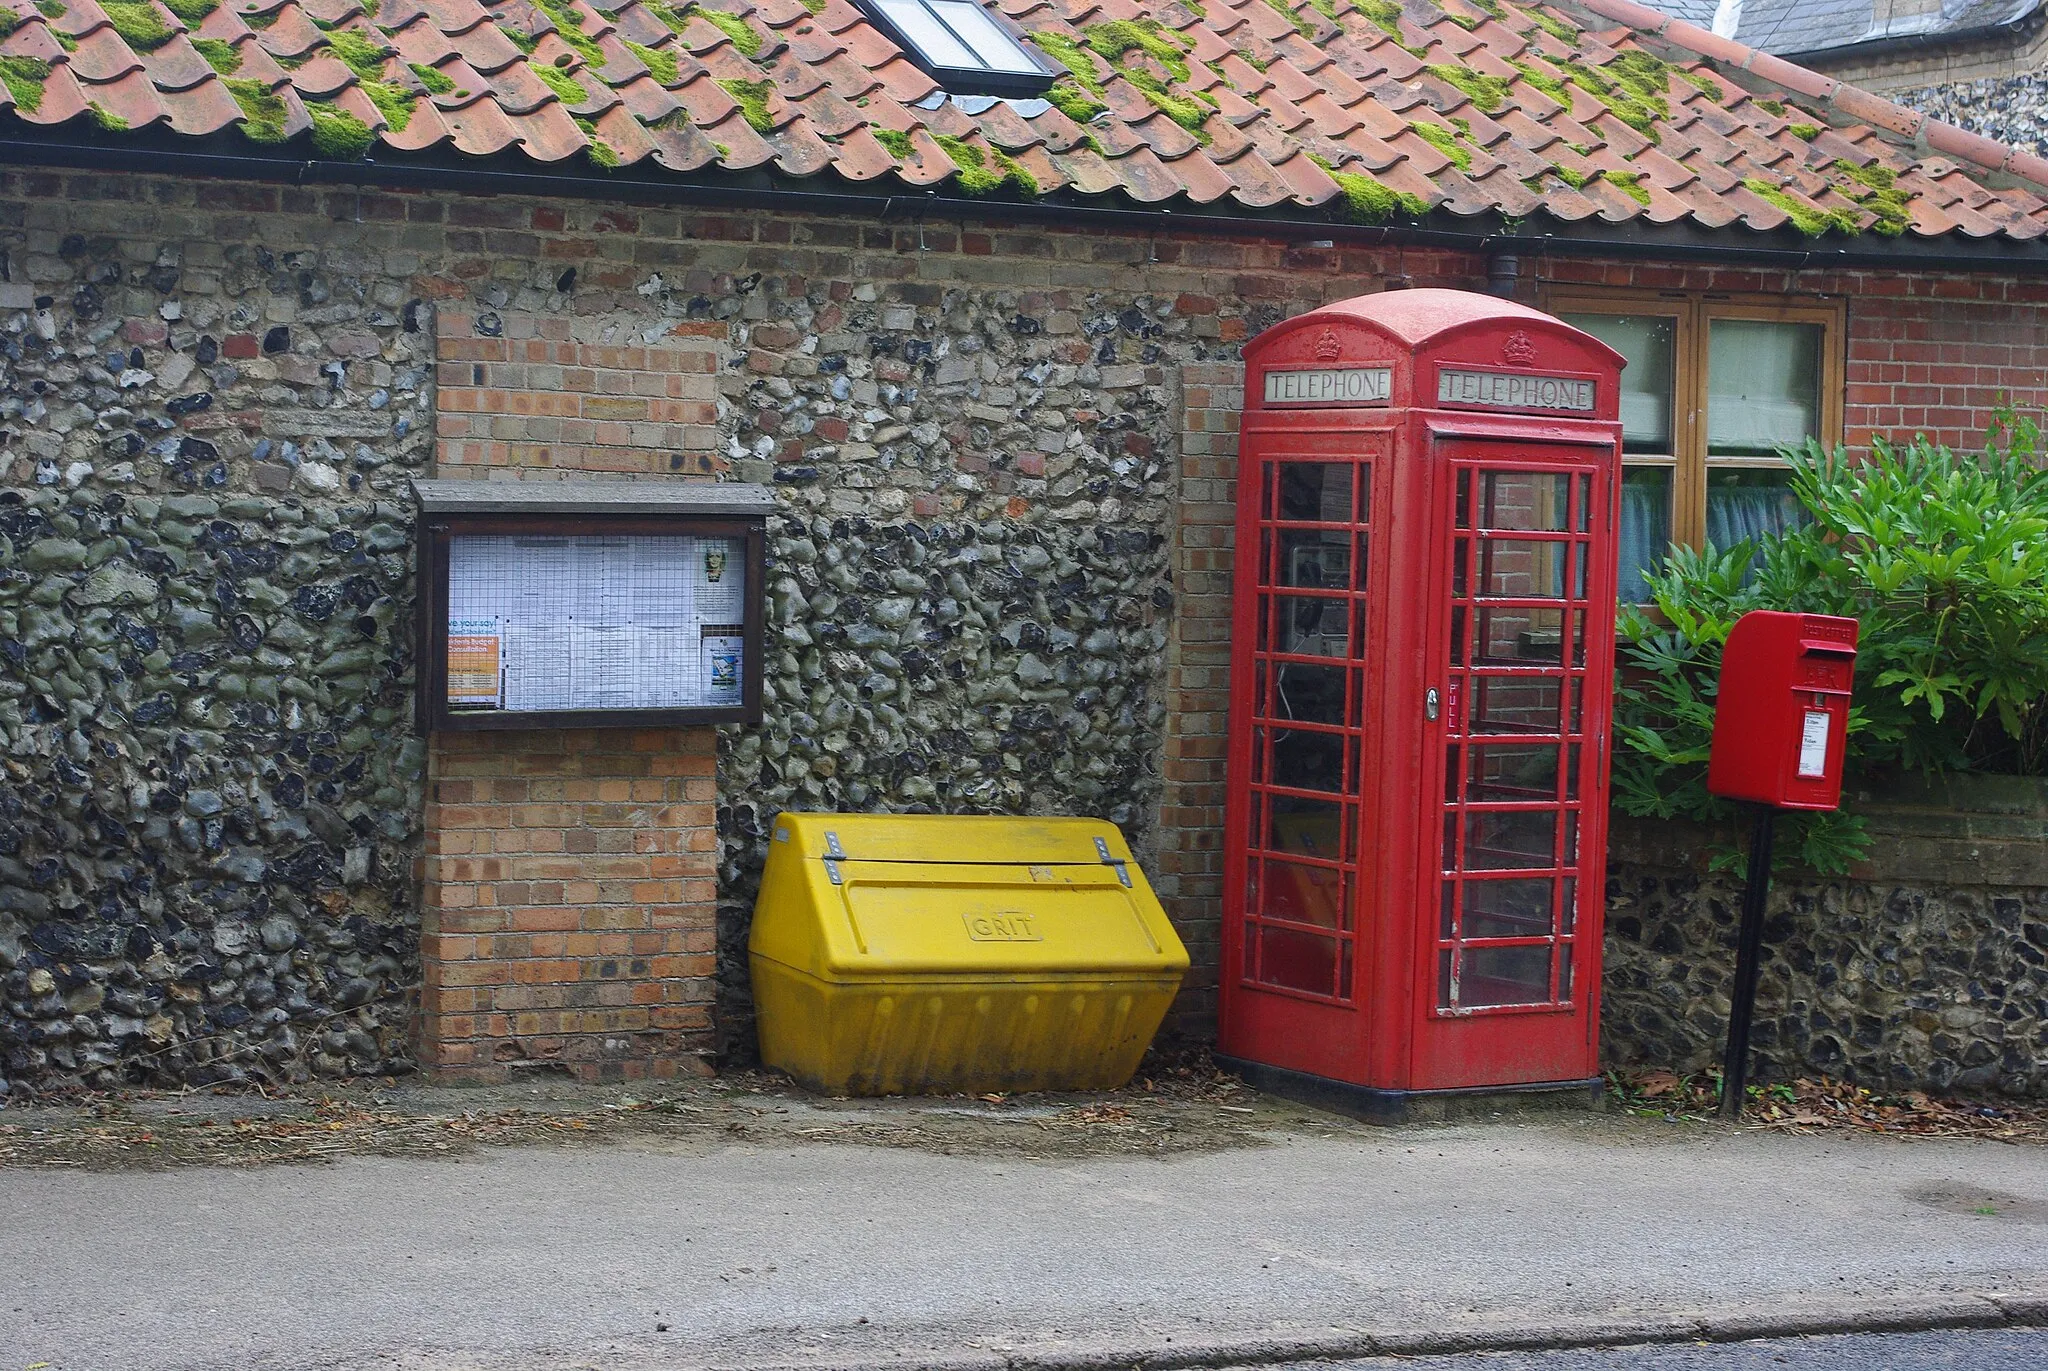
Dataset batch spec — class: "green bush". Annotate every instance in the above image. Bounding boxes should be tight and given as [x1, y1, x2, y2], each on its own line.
[1612, 414, 2048, 872]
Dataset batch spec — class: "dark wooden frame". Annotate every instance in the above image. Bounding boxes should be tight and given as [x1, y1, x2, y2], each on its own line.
[414, 512, 766, 733]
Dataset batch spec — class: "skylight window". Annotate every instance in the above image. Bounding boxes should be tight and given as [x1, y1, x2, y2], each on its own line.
[861, 0, 1061, 98]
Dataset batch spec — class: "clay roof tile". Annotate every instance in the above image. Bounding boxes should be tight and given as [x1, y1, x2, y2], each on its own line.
[2, 0, 2040, 247]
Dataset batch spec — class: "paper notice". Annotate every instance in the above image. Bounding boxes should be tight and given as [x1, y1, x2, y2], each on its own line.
[1797, 710, 1831, 779]
[694, 538, 744, 623]
[446, 617, 502, 707]
[503, 625, 573, 712]
[702, 629, 744, 706]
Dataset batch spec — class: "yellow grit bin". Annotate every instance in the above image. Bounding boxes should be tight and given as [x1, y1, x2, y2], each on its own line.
[749, 812, 1190, 1097]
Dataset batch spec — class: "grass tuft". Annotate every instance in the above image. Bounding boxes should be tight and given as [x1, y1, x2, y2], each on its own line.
[1744, 176, 1858, 236]
[410, 62, 456, 94]
[935, 134, 1036, 195]
[194, 37, 241, 74]
[1427, 63, 1510, 113]
[625, 40, 679, 86]
[536, 63, 589, 106]
[717, 76, 774, 132]
[102, 1, 174, 50]
[1408, 119, 1471, 172]
[0, 55, 51, 113]
[306, 102, 373, 158]
[873, 127, 912, 159]
[225, 76, 287, 141]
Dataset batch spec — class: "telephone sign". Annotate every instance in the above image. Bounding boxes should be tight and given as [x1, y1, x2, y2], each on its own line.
[1218, 289, 1626, 1119]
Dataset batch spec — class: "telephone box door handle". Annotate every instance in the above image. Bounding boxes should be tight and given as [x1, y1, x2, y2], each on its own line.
[1425, 687, 1440, 721]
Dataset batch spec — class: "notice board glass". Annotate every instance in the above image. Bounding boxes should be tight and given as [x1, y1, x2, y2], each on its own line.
[416, 513, 764, 731]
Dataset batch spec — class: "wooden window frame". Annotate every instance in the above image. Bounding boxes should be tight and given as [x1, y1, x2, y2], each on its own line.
[1541, 287, 1845, 552]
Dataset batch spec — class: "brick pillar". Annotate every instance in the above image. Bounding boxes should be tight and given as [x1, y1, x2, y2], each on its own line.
[1155, 362, 1245, 1037]
[417, 727, 719, 1082]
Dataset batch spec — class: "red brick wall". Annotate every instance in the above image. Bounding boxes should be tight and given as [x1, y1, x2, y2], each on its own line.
[433, 309, 722, 476]
[421, 298, 727, 1081]
[1537, 258, 2048, 452]
[418, 728, 719, 1081]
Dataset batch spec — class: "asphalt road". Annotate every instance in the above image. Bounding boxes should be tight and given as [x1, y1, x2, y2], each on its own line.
[3, 1117, 2046, 1370]
[1307, 1329, 2048, 1369]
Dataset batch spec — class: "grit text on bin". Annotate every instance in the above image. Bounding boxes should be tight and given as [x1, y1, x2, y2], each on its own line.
[747, 813, 1189, 1097]
[1708, 611, 1860, 811]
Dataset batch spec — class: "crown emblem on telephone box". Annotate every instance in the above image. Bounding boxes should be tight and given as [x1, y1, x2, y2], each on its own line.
[1313, 328, 1342, 361]
[1501, 330, 1538, 365]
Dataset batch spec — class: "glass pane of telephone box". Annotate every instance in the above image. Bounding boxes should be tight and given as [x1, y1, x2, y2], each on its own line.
[1468, 674, 1562, 735]
[1264, 794, 1349, 863]
[1276, 462, 1354, 522]
[1269, 727, 1352, 794]
[1262, 860, 1347, 928]
[1460, 944, 1552, 1006]
[1467, 742, 1561, 802]
[1271, 661, 1348, 726]
[1273, 596, 1354, 657]
[1462, 877, 1556, 937]
[1279, 530, 1352, 590]
[1476, 539, 1579, 599]
[1478, 471, 1571, 531]
[1464, 810, 1557, 870]
[1259, 926, 1341, 996]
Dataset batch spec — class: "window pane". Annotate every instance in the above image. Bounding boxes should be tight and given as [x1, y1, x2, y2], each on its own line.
[1705, 468, 1806, 551]
[1269, 727, 1351, 793]
[1707, 319, 1821, 456]
[1276, 462, 1353, 522]
[1258, 925, 1340, 996]
[1460, 944, 1552, 1007]
[1467, 742, 1560, 803]
[930, 1, 1045, 72]
[1464, 810, 1557, 870]
[1271, 661, 1347, 725]
[1264, 794, 1348, 862]
[1619, 466, 1671, 599]
[878, 0, 979, 67]
[1272, 596, 1352, 657]
[1560, 313, 1675, 454]
[1478, 471, 1570, 531]
[1476, 539, 1578, 600]
[1279, 531, 1350, 589]
[1261, 861, 1347, 929]
[1467, 674, 1562, 736]
[1463, 877, 1556, 937]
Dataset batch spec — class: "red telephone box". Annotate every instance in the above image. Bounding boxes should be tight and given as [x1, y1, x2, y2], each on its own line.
[1217, 289, 1626, 1118]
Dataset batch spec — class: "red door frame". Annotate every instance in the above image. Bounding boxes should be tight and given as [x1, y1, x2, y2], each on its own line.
[1402, 422, 1620, 1090]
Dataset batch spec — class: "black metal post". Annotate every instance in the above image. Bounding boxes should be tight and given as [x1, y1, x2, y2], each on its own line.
[1719, 807, 1779, 1120]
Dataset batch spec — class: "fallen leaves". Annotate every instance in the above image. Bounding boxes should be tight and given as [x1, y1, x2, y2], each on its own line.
[1606, 1067, 2048, 1143]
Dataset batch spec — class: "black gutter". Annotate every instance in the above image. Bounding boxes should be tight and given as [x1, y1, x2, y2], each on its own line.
[1781, 4, 2045, 68]
[14, 132, 2048, 276]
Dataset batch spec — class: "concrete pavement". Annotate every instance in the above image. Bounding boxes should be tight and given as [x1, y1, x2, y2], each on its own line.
[4, 1115, 2047, 1370]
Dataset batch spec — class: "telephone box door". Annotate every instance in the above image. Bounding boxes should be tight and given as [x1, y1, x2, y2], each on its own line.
[1410, 437, 1617, 1090]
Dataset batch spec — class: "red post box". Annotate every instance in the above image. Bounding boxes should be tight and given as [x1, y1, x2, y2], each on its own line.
[1708, 611, 1859, 810]
[1217, 289, 1625, 1119]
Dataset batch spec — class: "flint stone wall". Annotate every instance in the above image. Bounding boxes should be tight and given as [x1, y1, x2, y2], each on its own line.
[1602, 775, 2048, 1097]
[0, 194, 432, 1096]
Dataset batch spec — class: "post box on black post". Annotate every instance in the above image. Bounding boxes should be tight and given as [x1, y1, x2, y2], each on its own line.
[1707, 610, 1860, 1119]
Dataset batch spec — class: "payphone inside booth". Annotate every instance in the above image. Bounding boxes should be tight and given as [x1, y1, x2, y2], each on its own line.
[1217, 289, 1627, 1119]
